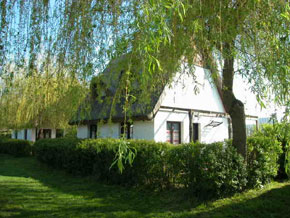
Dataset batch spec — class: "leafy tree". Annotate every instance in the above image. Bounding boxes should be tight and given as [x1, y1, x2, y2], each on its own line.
[0, 70, 87, 130]
[0, 0, 289, 160]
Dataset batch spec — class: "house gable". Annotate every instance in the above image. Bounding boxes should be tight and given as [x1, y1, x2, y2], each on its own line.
[160, 65, 226, 113]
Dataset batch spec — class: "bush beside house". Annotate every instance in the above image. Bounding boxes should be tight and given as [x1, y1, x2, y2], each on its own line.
[247, 136, 282, 188]
[186, 142, 247, 199]
[0, 137, 33, 157]
[253, 123, 290, 179]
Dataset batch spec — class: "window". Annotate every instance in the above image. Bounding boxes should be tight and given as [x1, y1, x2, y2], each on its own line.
[90, 125, 97, 139]
[166, 122, 181, 144]
[14, 130, 18, 139]
[24, 129, 28, 140]
[37, 129, 52, 140]
[43, 129, 52, 138]
[120, 122, 133, 139]
[193, 123, 200, 142]
[56, 129, 64, 138]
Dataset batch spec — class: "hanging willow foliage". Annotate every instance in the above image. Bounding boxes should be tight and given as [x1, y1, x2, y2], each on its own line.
[0, 0, 289, 126]
[0, 69, 87, 129]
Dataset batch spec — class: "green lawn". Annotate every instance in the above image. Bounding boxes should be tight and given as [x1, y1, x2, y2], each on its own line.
[0, 154, 289, 218]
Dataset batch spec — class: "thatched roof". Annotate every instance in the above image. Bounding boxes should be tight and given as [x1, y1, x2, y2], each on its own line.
[70, 56, 165, 125]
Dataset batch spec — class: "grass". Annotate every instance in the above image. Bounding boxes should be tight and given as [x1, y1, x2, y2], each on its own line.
[0, 154, 289, 218]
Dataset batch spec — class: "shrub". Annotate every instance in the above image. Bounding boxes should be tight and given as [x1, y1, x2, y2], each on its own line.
[0, 132, 11, 139]
[35, 138, 172, 188]
[186, 142, 247, 199]
[166, 143, 196, 187]
[254, 123, 290, 179]
[247, 136, 282, 188]
[34, 138, 248, 197]
[34, 138, 82, 171]
[122, 140, 171, 188]
[0, 138, 33, 156]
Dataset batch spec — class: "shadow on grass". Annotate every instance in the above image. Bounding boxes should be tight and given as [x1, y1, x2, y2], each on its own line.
[0, 155, 196, 218]
[1, 154, 290, 218]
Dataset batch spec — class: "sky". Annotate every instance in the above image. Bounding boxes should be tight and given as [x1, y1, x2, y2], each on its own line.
[233, 74, 285, 120]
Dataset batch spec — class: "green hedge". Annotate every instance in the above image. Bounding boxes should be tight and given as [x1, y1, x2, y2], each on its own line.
[34, 135, 283, 197]
[0, 137, 33, 157]
[186, 142, 247, 199]
[247, 136, 282, 188]
[34, 138, 248, 198]
[35, 138, 172, 187]
[34, 138, 82, 172]
[254, 123, 290, 179]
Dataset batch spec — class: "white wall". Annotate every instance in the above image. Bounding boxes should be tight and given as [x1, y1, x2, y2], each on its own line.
[99, 123, 119, 139]
[77, 121, 155, 140]
[133, 121, 154, 140]
[77, 125, 89, 139]
[51, 129, 56, 139]
[28, 129, 36, 142]
[12, 129, 29, 140]
[192, 116, 229, 143]
[154, 109, 229, 144]
[11, 130, 16, 139]
[161, 66, 226, 113]
[17, 130, 25, 140]
[153, 65, 229, 144]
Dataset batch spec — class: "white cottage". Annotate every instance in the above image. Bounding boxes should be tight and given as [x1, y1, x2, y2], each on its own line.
[72, 59, 258, 144]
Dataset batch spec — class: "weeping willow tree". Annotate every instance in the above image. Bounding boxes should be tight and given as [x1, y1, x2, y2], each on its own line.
[0, 68, 87, 129]
[0, 0, 289, 159]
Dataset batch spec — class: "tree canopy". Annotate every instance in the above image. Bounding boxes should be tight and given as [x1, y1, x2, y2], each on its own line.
[0, 69, 87, 129]
[1, 0, 289, 99]
[0, 1, 289, 144]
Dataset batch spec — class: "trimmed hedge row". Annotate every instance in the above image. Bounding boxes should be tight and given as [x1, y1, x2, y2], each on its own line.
[1, 134, 283, 198]
[35, 138, 174, 187]
[0, 137, 33, 157]
[34, 138, 249, 198]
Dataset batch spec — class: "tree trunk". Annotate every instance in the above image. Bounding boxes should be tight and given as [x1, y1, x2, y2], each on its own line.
[222, 43, 247, 160]
[201, 43, 247, 159]
[229, 99, 247, 159]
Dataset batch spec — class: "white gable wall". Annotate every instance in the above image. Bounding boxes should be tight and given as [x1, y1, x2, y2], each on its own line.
[153, 65, 229, 144]
[161, 65, 226, 113]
